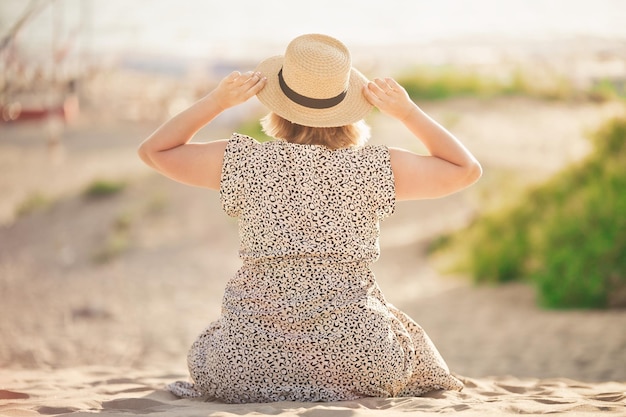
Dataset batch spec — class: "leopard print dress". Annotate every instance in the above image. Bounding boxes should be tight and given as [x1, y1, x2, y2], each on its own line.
[166, 133, 463, 403]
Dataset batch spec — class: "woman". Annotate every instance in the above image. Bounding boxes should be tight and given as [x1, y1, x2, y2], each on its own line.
[138, 34, 481, 403]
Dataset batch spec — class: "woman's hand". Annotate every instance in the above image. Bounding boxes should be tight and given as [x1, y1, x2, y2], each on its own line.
[209, 71, 267, 111]
[363, 77, 416, 121]
[137, 70, 266, 190]
[363, 76, 482, 200]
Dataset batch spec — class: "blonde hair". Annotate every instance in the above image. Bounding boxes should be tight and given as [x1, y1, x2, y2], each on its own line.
[260, 112, 370, 150]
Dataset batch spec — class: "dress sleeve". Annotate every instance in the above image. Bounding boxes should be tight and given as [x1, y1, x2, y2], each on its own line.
[365, 145, 396, 220]
[220, 133, 255, 217]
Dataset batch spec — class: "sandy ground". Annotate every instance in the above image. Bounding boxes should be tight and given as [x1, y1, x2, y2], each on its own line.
[1, 87, 625, 415]
[2, 368, 625, 416]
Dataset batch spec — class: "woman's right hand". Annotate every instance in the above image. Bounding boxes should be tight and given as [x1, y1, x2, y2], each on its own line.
[209, 70, 267, 111]
[363, 77, 416, 121]
[138, 70, 266, 191]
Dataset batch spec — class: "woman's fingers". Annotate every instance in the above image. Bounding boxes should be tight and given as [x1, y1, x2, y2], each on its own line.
[364, 77, 414, 120]
[237, 71, 255, 84]
[374, 77, 398, 93]
[246, 73, 267, 95]
[232, 71, 263, 90]
[374, 78, 390, 91]
[225, 71, 266, 96]
[363, 81, 382, 104]
[385, 77, 403, 91]
[365, 78, 396, 102]
[225, 71, 241, 83]
[366, 77, 398, 98]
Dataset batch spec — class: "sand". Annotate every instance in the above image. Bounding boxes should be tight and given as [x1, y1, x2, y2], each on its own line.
[2, 367, 625, 416]
[2, 55, 626, 415]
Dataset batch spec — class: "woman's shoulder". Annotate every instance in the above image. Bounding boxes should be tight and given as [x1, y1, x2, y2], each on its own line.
[230, 132, 288, 151]
[228, 133, 390, 163]
[229, 132, 260, 146]
[226, 132, 271, 156]
[358, 143, 390, 155]
[351, 144, 392, 164]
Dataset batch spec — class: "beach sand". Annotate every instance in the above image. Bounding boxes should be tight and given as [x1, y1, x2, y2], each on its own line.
[2, 367, 625, 416]
[1, 66, 626, 415]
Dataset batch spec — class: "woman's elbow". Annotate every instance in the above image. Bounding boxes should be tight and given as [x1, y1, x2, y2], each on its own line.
[137, 142, 156, 168]
[465, 159, 483, 186]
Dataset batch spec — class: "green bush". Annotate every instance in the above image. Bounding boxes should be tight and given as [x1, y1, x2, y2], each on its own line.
[83, 179, 127, 198]
[435, 116, 626, 309]
[396, 65, 622, 102]
[589, 78, 626, 102]
[398, 67, 503, 100]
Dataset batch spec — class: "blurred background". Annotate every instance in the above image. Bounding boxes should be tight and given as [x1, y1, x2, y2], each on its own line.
[1, 0, 625, 382]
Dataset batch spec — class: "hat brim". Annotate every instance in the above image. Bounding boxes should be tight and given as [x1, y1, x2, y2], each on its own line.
[255, 56, 372, 128]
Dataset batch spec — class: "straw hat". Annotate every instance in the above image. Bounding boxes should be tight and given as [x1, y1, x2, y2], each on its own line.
[255, 34, 372, 128]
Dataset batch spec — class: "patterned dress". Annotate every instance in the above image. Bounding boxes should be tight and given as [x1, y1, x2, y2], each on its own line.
[166, 133, 463, 403]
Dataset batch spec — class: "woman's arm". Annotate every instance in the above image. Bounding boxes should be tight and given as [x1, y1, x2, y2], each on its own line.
[137, 71, 266, 189]
[363, 77, 482, 200]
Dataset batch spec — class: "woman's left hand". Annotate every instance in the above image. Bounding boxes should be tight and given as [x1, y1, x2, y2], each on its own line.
[363, 77, 416, 121]
[209, 71, 267, 111]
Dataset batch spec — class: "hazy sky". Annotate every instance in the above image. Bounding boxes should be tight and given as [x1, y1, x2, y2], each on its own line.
[2, 0, 625, 60]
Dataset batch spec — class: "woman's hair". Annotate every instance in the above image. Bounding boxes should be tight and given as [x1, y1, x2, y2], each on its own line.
[261, 112, 370, 149]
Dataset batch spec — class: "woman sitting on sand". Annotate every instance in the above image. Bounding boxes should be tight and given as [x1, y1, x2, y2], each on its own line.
[138, 33, 481, 403]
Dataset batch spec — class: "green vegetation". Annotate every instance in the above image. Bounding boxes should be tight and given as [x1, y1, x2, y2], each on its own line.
[83, 179, 127, 198]
[15, 192, 52, 217]
[144, 190, 169, 215]
[398, 66, 506, 100]
[433, 116, 626, 309]
[589, 78, 626, 102]
[91, 210, 133, 264]
[396, 65, 623, 102]
[81, 178, 132, 263]
[14, 179, 129, 218]
[236, 119, 273, 142]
